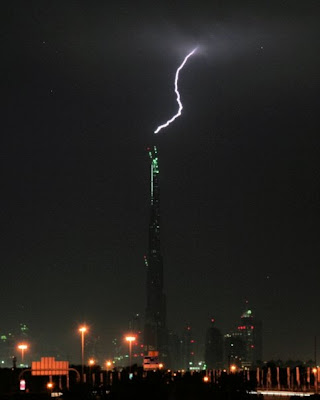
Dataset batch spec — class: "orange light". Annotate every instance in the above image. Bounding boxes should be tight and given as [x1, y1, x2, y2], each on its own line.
[230, 365, 237, 373]
[18, 344, 28, 350]
[79, 326, 87, 333]
[159, 363, 164, 369]
[88, 358, 95, 366]
[47, 382, 54, 389]
[125, 335, 136, 342]
[203, 376, 209, 382]
[313, 368, 318, 374]
[106, 360, 112, 368]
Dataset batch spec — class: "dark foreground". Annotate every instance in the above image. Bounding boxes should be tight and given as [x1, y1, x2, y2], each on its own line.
[1, 367, 319, 400]
[0, 368, 260, 400]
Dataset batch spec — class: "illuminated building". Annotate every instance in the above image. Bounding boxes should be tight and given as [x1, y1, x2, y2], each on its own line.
[144, 146, 167, 360]
[225, 304, 262, 368]
[182, 324, 196, 370]
[204, 318, 223, 370]
[224, 333, 246, 368]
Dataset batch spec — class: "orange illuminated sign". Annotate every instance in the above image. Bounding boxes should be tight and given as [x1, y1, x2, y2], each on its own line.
[32, 357, 69, 376]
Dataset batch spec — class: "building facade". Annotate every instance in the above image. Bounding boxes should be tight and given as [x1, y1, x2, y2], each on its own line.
[144, 146, 168, 362]
[225, 304, 262, 368]
[204, 318, 224, 370]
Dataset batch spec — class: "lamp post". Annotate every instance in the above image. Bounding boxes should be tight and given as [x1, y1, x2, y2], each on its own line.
[79, 326, 88, 381]
[106, 360, 112, 385]
[313, 367, 318, 393]
[88, 358, 95, 385]
[125, 336, 136, 373]
[17, 344, 28, 366]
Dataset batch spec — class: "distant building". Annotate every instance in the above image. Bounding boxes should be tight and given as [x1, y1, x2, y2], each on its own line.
[181, 325, 196, 370]
[204, 318, 223, 369]
[225, 304, 262, 368]
[167, 330, 182, 370]
[129, 313, 142, 334]
[224, 333, 246, 368]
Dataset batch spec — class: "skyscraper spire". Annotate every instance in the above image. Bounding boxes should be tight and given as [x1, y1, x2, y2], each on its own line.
[144, 146, 167, 358]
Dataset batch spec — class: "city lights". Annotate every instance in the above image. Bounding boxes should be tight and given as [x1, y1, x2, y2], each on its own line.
[17, 344, 28, 365]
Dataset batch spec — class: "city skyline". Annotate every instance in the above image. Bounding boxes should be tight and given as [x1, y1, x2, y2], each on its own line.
[1, 1, 319, 363]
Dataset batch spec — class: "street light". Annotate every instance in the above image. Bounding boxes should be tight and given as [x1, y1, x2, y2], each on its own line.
[88, 358, 95, 385]
[17, 344, 28, 366]
[79, 326, 88, 381]
[125, 335, 136, 373]
[106, 360, 112, 385]
[106, 360, 112, 370]
[230, 364, 237, 373]
[313, 367, 318, 393]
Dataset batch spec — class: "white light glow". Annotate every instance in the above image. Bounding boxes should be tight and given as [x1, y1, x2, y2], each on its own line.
[250, 390, 314, 397]
[154, 48, 197, 134]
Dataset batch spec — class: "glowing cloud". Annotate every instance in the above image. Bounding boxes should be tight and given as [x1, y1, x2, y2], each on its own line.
[154, 47, 197, 134]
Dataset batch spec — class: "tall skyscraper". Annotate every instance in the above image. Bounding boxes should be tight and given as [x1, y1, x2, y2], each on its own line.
[225, 303, 263, 368]
[204, 318, 223, 370]
[144, 146, 167, 360]
[181, 324, 196, 370]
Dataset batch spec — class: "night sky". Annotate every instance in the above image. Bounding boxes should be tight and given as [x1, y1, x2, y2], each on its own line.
[2, 1, 320, 362]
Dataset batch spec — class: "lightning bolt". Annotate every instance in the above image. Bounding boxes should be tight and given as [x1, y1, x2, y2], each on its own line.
[154, 47, 197, 134]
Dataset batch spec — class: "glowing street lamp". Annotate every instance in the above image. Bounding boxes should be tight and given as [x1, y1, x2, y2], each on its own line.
[125, 335, 136, 373]
[106, 360, 112, 370]
[313, 368, 318, 393]
[79, 326, 88, 380]
[230, 364, 237, 373]
[17, 344, 28, 366]
[88, 358, 95, 385]
[105, 360, 112, 385]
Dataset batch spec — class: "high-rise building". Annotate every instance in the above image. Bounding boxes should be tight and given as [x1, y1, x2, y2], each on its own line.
[167, 330, 182, 371]
[225, 303, 263, 368]
[144, 146, 167, 361]
[181, 324, 196, 370]
[224, 333, 246, 368]
[204, 318, 223, 370]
